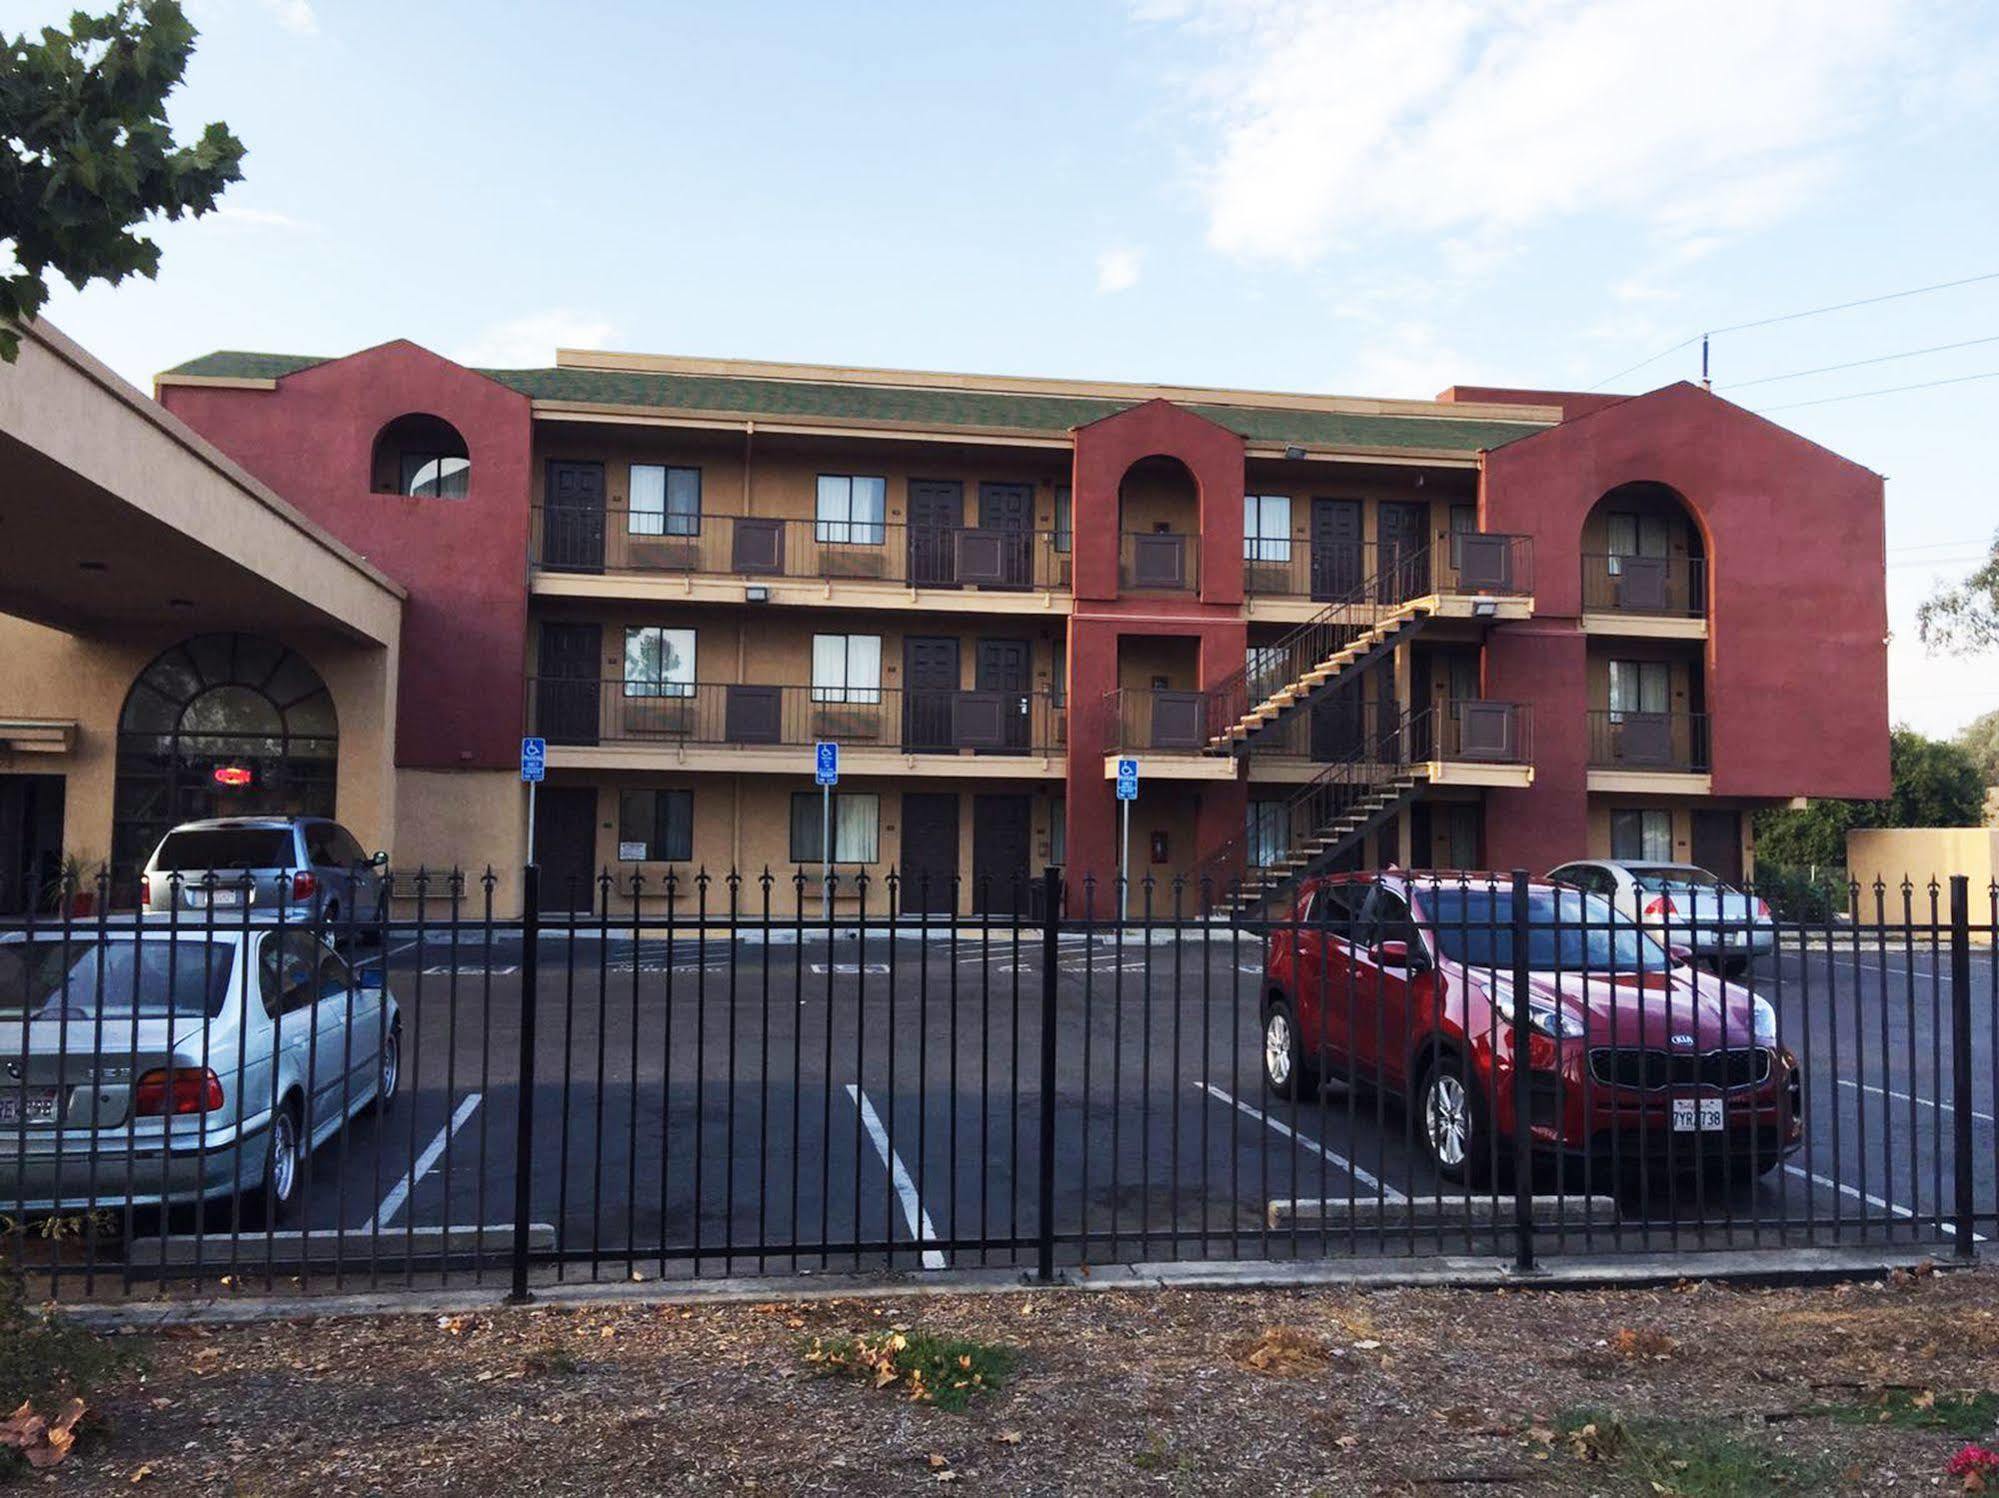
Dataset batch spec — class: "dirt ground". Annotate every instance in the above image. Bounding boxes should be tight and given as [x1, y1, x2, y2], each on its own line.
[19, 1265, 1999, 1495]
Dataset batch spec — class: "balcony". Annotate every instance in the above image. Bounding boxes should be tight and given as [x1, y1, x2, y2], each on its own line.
[1586, 709, 1711, 790]
[1099, 687, 1236, 779]
[1580, 553, 1707, 634]
[528, 679, 1066, 776]
[1244, 699, 1535, 786]
[1243, 534, 1534, 608]
[530, 508, 1071, 610]
[1119, 531, 1200, 593]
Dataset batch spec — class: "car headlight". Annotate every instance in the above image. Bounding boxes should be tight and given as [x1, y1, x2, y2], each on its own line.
[1752, 994, 1778, 1047]
[1527, 1001, 1588, 1039]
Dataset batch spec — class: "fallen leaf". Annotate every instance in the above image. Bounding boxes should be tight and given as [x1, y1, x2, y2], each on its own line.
[928, 1453, 950, 1469]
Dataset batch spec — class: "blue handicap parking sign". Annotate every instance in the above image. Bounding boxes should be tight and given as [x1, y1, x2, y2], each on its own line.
[1115, 757, 1138, 801]
[815, 741, 839, 786]
[520, 737, 547, 783]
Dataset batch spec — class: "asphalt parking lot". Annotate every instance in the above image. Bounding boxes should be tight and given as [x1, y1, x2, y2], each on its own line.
[58, 921, 1982, 1294]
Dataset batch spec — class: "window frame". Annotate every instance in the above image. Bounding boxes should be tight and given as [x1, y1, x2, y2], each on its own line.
[1607, 658, 1670, 720]
[815, 474, 888, 546]
[623, 626, 697, 700]
[1052, 487, 1073, 553]
[399, 452, 470, 499]
[628, 463, 702, 538]
[809, 633, 884, 704]
[1243, 494, 1293, 564]
[617, 787, 694, 862]
[788, 791, 881, 864]
[1610, 809, 1674, 862]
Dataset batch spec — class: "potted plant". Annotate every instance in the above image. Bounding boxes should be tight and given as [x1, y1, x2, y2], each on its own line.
[42, 853, 104, 918]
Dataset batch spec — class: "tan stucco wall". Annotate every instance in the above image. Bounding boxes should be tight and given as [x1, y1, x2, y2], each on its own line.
[389, 768, 526, 909]
[1846, 828, 1999, 922]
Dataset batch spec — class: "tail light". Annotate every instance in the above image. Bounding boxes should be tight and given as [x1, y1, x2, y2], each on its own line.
[1643, 896, 1678, 919]
[291, 869, 317, 903]
[1755, 898, 1771, 919]
[139, 874, 151, 905]
[134, 1067, 223, 1116]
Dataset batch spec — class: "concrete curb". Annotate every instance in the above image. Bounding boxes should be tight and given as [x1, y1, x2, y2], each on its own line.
[54, 1245, 1958, 1330]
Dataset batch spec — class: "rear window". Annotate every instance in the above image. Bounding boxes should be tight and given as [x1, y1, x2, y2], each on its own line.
[152, 828, 295, 871]
[1632, 867, 1721, 892]
[0, 939, 237, 1018]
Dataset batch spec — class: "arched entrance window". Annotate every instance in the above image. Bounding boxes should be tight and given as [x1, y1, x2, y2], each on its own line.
[1117, 454, 1199, 591]
[1581, 481, 1706, 617]
[111, 634, 338, 882]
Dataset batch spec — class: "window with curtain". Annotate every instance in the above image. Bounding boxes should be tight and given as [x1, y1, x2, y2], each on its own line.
[1049, 798, 1066, 865]
[1448, 503, 1476, 567]
[789, 792, 880, 862]
[810, 634, 882, 703]
[1605, 512, 1671, 574]
[1611, 808, 1673, 862]
[1247, 801, 1288, 867]
[623, 627, 696, 698]
[1052, 488, 1072, 553]
[1607, 659, 1670, 719]
[629, 464, 700, 537]
[616, 788, 693, 861]
[815, 474, 887, 544]
[1243, 495, 1292, 563]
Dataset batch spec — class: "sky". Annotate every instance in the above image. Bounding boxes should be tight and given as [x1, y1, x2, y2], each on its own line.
[9, 0, 1999, 738]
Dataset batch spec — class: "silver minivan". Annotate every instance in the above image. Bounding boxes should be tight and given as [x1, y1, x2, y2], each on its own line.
[0, 921, 401, 1220]
[140, 817, 388, 929]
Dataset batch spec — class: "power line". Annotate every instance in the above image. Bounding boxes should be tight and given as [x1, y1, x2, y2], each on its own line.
[1588, 268, 1999, 390]
[1722, 334, 1999, 390]
[1754, 367, 1999, 413]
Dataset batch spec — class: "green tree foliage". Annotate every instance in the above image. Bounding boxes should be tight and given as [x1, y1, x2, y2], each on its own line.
[1954, 706, 1999, 785]
[1917, 527, 1999, 653]
[1754, 727, 1987, 876]
[0, 1, 243, 361]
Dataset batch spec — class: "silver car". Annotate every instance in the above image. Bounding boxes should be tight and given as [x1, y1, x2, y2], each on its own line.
[140, 817, 388, 929]
[1546, 859, 1776, 972]
[0, 921, 401, 1220]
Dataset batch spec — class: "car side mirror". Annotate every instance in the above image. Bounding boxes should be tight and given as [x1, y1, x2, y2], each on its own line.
[1371, 939, 1422, 969]
[354, 965, 386, 991]
[1667, 943, 1693, 967]
[371, 850, 389, 868]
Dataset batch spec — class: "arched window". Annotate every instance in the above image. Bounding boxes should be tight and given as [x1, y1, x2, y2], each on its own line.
[1116, 454, 1199, 591]
[1582, 481, 1705, 617]
[111, 634, 339, 882]
[371, 413, 470, 498]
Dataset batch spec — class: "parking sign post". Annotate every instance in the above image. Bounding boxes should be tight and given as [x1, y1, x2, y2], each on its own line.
[815, 742, 839, 922]
[520, 737, 546, 866]
[1115, 758, 1138, 922]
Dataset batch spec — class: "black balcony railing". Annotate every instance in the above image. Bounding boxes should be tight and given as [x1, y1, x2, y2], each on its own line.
[532, 507, 1072, 591]
[1118, 531, 1200, 592]
[1243, 533, 1534, 601]
[529, 678, 1067, 755]
[1231, 698, 1532, 765]
[1580, 552, 1706, 617]
[1587, 709, 1711, 772]
[1100, 687, 1211, 753]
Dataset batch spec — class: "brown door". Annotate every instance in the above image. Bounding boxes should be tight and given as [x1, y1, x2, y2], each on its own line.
[975, 638, 1032, 753]
[1378, 501, 1429, 602]
[907, 480, 962, 588]
[533, 786, 599, 912]
[972, 793, 1032, 916]
[900, 793, 959, 913]
[543, 461, 607, 572]
[1691, 810, 1743, 883]
[978, 482, 1034, 588]
[1311, 498, 1363, 601]
[1310, 676, 1366, 761]
[902, 636, 959, 751]
[538, 622, 602, 746]
[0, 773, 63, 916]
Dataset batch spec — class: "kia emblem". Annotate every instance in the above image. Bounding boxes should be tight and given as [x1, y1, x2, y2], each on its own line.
[1670, 1032, 1695, 1048]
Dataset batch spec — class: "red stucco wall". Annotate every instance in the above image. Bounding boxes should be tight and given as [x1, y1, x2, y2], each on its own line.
[160, 342, 533, 770]
[1071, 399, 1246, 605]
[1482, 382, 1891, 859]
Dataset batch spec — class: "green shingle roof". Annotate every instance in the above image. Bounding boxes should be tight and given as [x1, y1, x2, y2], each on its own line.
[162, 351, 1550, 454]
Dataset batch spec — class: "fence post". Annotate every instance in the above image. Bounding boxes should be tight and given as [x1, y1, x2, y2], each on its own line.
[1509, 868, 1535, 1274]
[510, 863, 542, 1302]
[1037, 865, 1062, 1283]
[1950, 875, 1976, 1261]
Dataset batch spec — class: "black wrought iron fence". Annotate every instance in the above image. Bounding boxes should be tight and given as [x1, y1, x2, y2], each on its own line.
[2, 866, 1992, 1301]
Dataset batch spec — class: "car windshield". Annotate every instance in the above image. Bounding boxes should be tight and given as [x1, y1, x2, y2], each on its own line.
[1415, 887, 1671, 973]
[1631, 867, 1723, 893]
[0, 938, 237, 1019]
[152, 828, 294, 871]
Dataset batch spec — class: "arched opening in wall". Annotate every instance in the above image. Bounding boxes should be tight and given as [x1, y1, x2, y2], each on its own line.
[1581, 481, 1705, 618]
[371, 412, 469, 497]
[1117, 454, 1198, 591]
[111, 634, 339, 888]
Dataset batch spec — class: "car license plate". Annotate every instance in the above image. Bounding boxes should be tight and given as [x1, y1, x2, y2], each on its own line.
[1672, 1098, 1726, 1132]
[0, 1089, 60, 1126]
[209, 888, 240, 907]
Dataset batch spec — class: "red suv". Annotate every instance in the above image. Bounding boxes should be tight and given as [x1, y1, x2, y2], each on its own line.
[1261, 872, 1803, 1184]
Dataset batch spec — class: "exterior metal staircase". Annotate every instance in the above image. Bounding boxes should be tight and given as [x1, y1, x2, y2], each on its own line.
[1202, 551, 1439, 755]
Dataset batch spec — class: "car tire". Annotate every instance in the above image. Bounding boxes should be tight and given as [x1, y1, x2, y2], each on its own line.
[363, 1023, 401, 1115]
[1417, 1053, 1490, 1187]
[1262, 997, 1318, 1101]
[254, 1098, 303, 1227]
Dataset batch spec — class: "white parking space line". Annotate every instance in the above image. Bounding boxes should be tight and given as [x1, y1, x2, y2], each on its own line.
[369, 1093, 482, 1230]
[845, 1085, 946, 1269]
[1781, 1163, 1986, 1243]
[1199, 1083, 1408, 1204]
[1837, 1077, 1996, 1126]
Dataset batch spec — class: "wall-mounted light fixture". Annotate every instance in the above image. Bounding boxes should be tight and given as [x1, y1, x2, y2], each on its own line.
[1473, 598, 1498, 618]
[1283, 445, 1306, 461]
[746, 585, 770, 603]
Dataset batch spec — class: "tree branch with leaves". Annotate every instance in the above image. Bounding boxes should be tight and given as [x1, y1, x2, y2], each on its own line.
[1916, 528, 1999, 652]
[0, 0, 244, 361]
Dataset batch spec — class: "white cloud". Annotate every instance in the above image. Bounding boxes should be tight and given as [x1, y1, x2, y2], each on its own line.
[256, 0, 318, 36]
[453, 310, 617, 369]
[1096, 247, 1144, 293]
[1143, 0, 1922, 266]
[1332, 321, 1480, 399]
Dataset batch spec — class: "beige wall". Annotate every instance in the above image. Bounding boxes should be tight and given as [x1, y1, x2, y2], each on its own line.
[1846, 828, 1999, 923]
[389, 768, 526, 909]
[1117, 636, 1200, 693]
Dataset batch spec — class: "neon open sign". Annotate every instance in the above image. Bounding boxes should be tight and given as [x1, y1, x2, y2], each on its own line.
[212, 765, 254, 787]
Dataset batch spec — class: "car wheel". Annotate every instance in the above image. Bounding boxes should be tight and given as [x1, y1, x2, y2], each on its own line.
[364, 1024, 401, 1115]
[1418, 1055, 1489, 1187]
[257, 1099, 303, 1225]
[1262, 998, 1318, 1101]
